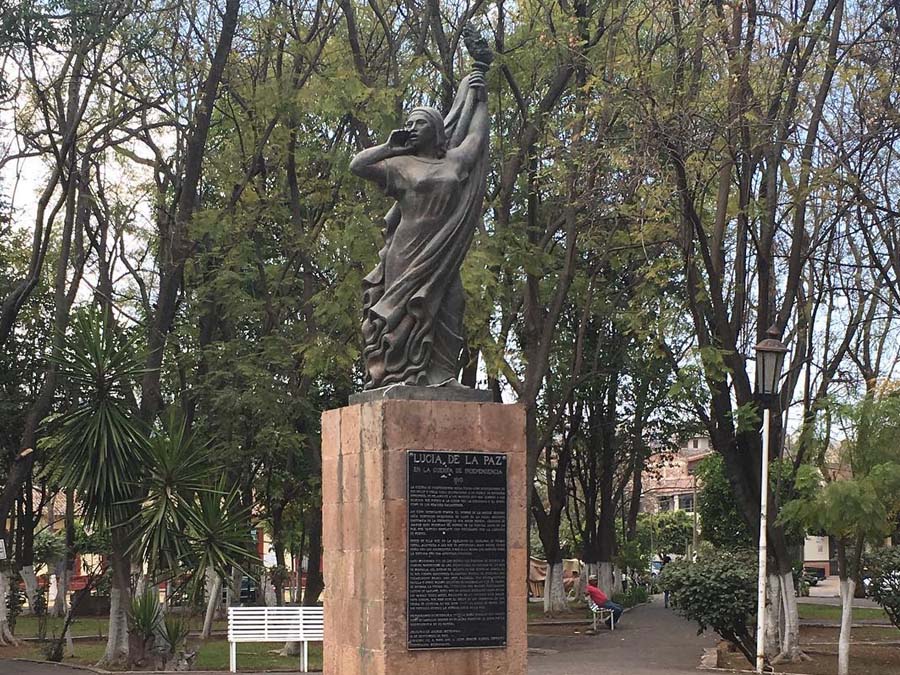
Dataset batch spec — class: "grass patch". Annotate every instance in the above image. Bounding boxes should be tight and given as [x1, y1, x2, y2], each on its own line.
[0, 636, 320, 671]
[527, 600, 588, 621]
[10, 614, 228, 640]
[12, 615, 108, 638]
[798, 603, 890, 622]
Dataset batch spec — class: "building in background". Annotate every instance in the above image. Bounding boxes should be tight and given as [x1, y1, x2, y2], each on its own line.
[640, 436, 713, 515]
[640, 436, 837, 576]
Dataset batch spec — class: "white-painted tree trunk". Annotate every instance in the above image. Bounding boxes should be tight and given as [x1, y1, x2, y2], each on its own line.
[201, 570, 222, 639]
[778, 572, 807, 662]
[227, 568, 242, 606]
[263, 570, 277, 607]
[597, 562, 615, 597]
[99, 585, 129, 666]
[575, 562, 588, 601]
[281, 640, 304, 656]
[64, 598, 75, 658]
[542, 562, 568, 614]
[764, 573, 781, 658]
[20, 565, 38, 615]
[51, 566, 68, 617]
[838, 578, 855, 675]
[65, 625, 75, 657]
[0, 570, 19, 645]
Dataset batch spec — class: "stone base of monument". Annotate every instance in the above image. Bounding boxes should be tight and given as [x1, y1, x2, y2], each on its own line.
[321, 395, 527, 675]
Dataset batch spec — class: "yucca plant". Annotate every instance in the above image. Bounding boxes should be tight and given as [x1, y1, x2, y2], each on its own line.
[131, 414, 255, 598]
[130, 411, 214, 577]
[41, 309, 254, 661]
[42, 309, 148, 530]
[161, 614, 190, 654]
[127, 589, 161, 666]
[40, 309, 148, 666]
[188, 479, 256, 597]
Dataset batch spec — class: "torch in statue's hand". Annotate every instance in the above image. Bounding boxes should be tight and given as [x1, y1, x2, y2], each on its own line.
[462, 23, 494, 72]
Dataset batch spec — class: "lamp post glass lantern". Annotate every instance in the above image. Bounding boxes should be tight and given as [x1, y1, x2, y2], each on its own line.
[755, 328, 788, 396]
[753, 327, 788, 673]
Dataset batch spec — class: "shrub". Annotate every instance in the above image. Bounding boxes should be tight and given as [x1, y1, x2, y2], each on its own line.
[611, 585, 649, 608]
[32, 587, 48, 640]
[659, 549, 756, 665]
[628, 586, 649, 605]
[863, 547, 900, 630]
[128, 589, 161, 666]
[6, 575, 24, 633]
[162, 613, 190, 653]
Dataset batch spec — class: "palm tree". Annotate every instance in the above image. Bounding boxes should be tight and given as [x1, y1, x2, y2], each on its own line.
[42, 309, 148, 666]
[43, 310, 254, 665]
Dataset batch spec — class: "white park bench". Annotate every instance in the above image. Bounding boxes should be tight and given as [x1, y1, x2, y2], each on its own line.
[227, 606, 323, 672]
[587, 598, 615, 631]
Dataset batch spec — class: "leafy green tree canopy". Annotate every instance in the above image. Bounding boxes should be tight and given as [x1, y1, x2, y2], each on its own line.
[695, 454, 753, 550]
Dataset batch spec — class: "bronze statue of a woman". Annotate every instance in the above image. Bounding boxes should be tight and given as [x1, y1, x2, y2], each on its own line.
[350, 27, 492, 390]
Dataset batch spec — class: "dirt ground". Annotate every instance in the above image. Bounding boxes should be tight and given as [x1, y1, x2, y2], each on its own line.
[718, 625, 900, 675]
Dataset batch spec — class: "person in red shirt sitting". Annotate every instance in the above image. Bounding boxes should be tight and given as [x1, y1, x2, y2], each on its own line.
[585, 575, 623, 626]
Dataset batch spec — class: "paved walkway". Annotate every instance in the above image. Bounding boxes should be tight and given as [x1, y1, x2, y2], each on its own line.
[0, 664, 88, 674]
[0, 665, 280, 675]
[4, 603, 714, 675]
[528, 600, 716, 675]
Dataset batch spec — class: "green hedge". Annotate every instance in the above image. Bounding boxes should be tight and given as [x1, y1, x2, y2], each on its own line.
[864, 547, 900, 630]
[611, 585, 649, 608]
[659, 549, 756, 665]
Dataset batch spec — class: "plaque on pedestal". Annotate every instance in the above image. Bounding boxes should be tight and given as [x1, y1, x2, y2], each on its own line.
[407, 450, 507, 649]
[321, 398, 527, 675]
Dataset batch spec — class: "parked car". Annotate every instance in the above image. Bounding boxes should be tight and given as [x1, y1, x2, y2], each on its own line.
[803, 566, 826, 586]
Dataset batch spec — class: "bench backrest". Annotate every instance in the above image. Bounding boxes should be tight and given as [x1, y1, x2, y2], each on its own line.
[228, 606, 324, 642]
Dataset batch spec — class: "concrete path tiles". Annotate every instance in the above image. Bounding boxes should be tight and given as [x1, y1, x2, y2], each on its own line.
[527, 600, 717, 675]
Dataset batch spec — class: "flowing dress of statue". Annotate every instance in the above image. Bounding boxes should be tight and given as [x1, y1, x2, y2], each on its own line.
[350, 28, 492, 390]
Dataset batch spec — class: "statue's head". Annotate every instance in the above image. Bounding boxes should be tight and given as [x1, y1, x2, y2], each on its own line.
[406, 106, 447, 158]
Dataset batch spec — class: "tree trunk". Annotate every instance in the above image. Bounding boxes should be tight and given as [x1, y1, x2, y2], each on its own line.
[20, 565, 38, 614]
[764, 573, 781, 659]
[576, 561, 593, 601]
[99, 533, 131, 667]
[53, 488, 75, 618]
[0, 570, 19, 645]
[273, 537, 286, 607]
[283, 507, 323, 658]
[201, 570, 221, 639]
[100, 584, 129, 666]
[775, 571, 809, 663]
[302, 503, 324, 607]
[227, 567, 242, 607]
[597, 562, 616, 598]
[51, 565, 68, 617]
[20, 482, 37, 614]
[139, 0, 241, 426]
[838, 578, 855, 675]
[543, 562, 568, 615]
[262, 569, 277, 607]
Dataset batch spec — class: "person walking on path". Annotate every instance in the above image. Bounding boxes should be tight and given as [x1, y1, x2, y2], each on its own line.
[661, 555, 672, 608]
[585, 575, 623, 626]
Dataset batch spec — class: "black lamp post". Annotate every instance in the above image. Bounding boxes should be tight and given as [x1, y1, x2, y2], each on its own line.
[752, 326, 788, 673]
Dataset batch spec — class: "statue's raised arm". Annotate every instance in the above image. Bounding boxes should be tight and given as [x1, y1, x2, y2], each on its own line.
[353, 25, 493, 391]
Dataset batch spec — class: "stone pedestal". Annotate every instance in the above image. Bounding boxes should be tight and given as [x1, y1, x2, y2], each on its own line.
[321, 397, 527, 675]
